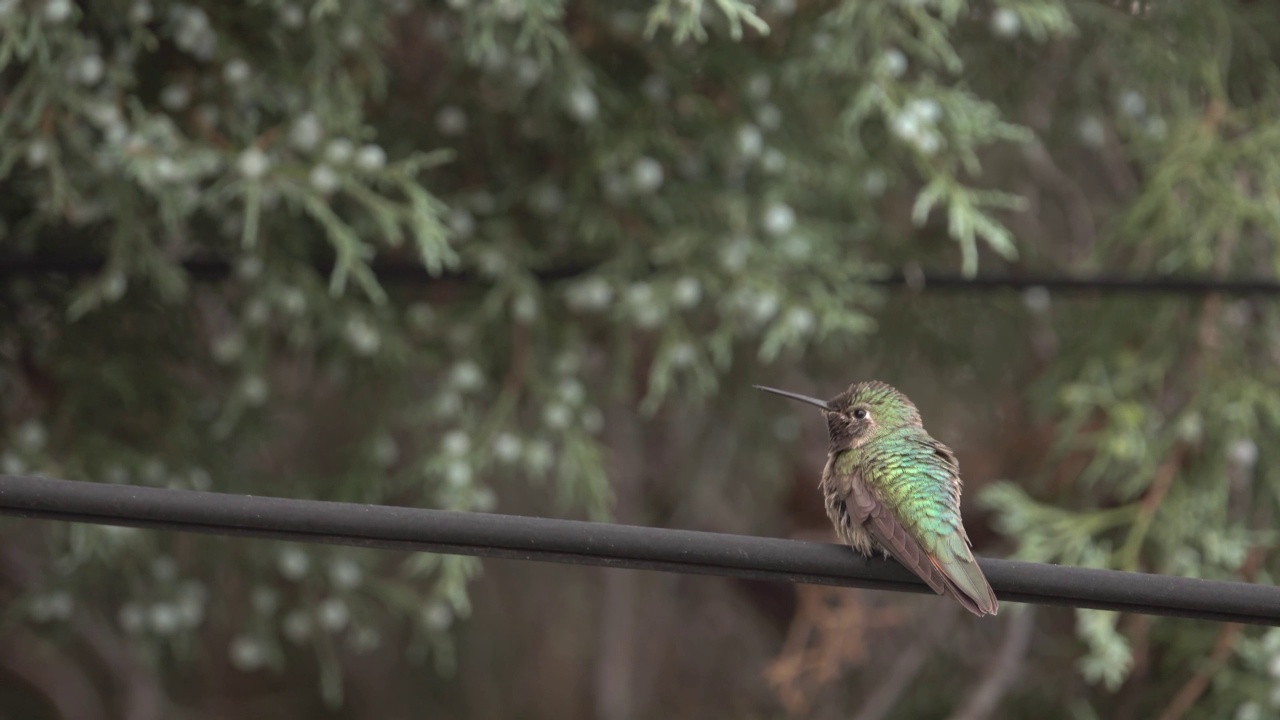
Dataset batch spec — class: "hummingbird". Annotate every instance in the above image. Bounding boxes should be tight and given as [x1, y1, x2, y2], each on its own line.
[756, 380, 998, 617]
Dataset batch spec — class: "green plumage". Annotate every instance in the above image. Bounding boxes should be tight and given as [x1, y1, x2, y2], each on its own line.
[757, 380, 998, 617]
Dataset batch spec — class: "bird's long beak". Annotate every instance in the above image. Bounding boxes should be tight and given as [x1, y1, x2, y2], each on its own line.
[753, 385, 833, 411]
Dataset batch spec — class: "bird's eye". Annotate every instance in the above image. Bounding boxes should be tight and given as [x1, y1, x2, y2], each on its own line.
[852, 408, 868, 420]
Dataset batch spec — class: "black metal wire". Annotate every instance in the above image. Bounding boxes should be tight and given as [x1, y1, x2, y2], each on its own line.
[875, 274, 1280, 296]
[2, 257, 1279, 295]
[1, 475, 1278, 625]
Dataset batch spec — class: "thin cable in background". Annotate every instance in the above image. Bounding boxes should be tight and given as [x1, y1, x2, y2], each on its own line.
[2, 257, 1279, 295]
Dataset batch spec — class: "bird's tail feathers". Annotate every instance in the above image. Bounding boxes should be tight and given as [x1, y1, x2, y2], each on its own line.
[930, 538, 998, 616]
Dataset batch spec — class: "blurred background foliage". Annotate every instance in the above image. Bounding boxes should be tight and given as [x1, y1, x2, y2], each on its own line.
[2, 0, 1280, 718]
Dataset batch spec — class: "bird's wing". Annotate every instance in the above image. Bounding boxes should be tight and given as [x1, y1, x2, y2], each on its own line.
[842, 462, 998, 617]
[912, 437, 998, 616]
[842, 466, 952, 597]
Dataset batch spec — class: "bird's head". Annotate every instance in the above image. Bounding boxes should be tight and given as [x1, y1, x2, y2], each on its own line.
[755, 380, 922, 451]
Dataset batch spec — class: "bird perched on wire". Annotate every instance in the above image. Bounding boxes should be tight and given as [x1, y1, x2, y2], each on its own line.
[756, 380, 998, 617]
